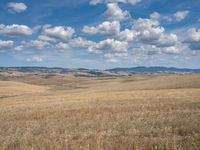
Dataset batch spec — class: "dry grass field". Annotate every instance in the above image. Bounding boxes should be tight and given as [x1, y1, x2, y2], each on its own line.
[0, 74, 200, 150]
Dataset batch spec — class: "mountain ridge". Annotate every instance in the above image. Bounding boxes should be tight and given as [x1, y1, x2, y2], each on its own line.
[0, 66, 200, 76]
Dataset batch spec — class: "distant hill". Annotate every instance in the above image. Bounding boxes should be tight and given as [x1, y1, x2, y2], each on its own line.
[0, 66, 200, 76]
[107, 66, 200, 74]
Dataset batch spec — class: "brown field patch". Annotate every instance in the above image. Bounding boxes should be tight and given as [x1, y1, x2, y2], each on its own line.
[0, 74, 200, 150]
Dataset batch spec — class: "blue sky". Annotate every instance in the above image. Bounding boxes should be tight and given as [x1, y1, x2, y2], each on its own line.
[0, 0, 199, 69]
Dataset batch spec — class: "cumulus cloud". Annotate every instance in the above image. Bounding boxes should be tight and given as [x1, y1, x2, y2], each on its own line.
[150, 12, 160, 20]
[2, 0, 191, 64]
[90, 0, 141, 5]
[133, 18, 165, 43]
[7, 2, 27, 13]
[149, 33, 179, 48]
[184, 28, 200, 50]
[82, 21, 120, 36]
[88, 39, 128, 53]
[24, 40, 50, 49]
[104, 3, 130, 21]
[174, 11, 189, 22]
[118, 29, 139, 42]
[0, 24, 33, 37]
[136, 44, 181, 55]
[38, 35, 56, 42]
[21, 14, 181, 61]
[41, 25, 75, 41]
[69, 37, 95, 48]
[0, 40, 13, 49]
[150, 11, 189, 22]
[186, 28, 200, 42]
[26, 56, 43, 62]
[116, 17, 181, 54]
[15, 40, 50, 51]
[55, 42, 70, 50]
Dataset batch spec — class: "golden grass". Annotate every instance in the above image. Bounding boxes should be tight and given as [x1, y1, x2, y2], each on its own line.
[0, 74, 200, 150]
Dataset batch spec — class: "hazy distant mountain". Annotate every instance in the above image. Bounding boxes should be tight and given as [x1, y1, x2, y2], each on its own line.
[0, 66, 200, 76]
[107, 66, 200, 74]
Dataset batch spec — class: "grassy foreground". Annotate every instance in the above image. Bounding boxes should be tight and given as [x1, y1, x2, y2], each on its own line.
[0, 74, 200, 150]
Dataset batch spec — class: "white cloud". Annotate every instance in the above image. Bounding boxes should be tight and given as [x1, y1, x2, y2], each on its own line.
[117, 17, 181, 54]
[16, 40, 50, 50]
[150, 33, 179, 48]
[82, 26, 98, 35]
[150, 12, 160, 20]
[163, 46, 180, 54]
[55, 42, 70, 50]
[83, 16, 182, 59]
[186, 28, 200, 42]
[90, 0, 141, 5]
[88, 39, 128, 53]
[69, 37, 95, 48]
[104, 3, 130, 21]
[149, 11, 189, 23]
[7, 2, 27, 13]
[0, 40, 13, 49]
[0, 24, 33, 37]
[1, 2, 192, 63]
[14, 45, 24, 51]
[26, 56, 43, 62]
[174, 11, 189, 22]
[82, 21, 120, 36]
[133, 18, 165, 43]
[184, 28, 200, 50]
[42, 25, 75, 41]
[24, 40, 49, 49]
[38, 35, 56, 42]
[118, 29, 139, 42]
[136, 44, 181, 55]
[53, 37, 96, 51]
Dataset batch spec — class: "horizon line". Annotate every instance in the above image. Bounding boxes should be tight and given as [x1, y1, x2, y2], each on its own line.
[0, 66, 200, 70]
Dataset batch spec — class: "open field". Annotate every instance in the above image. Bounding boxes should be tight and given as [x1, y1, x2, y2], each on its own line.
[0, 74, 200, 150]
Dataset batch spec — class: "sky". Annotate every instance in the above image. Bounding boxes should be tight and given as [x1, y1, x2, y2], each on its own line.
[0, 0, 199, 69]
